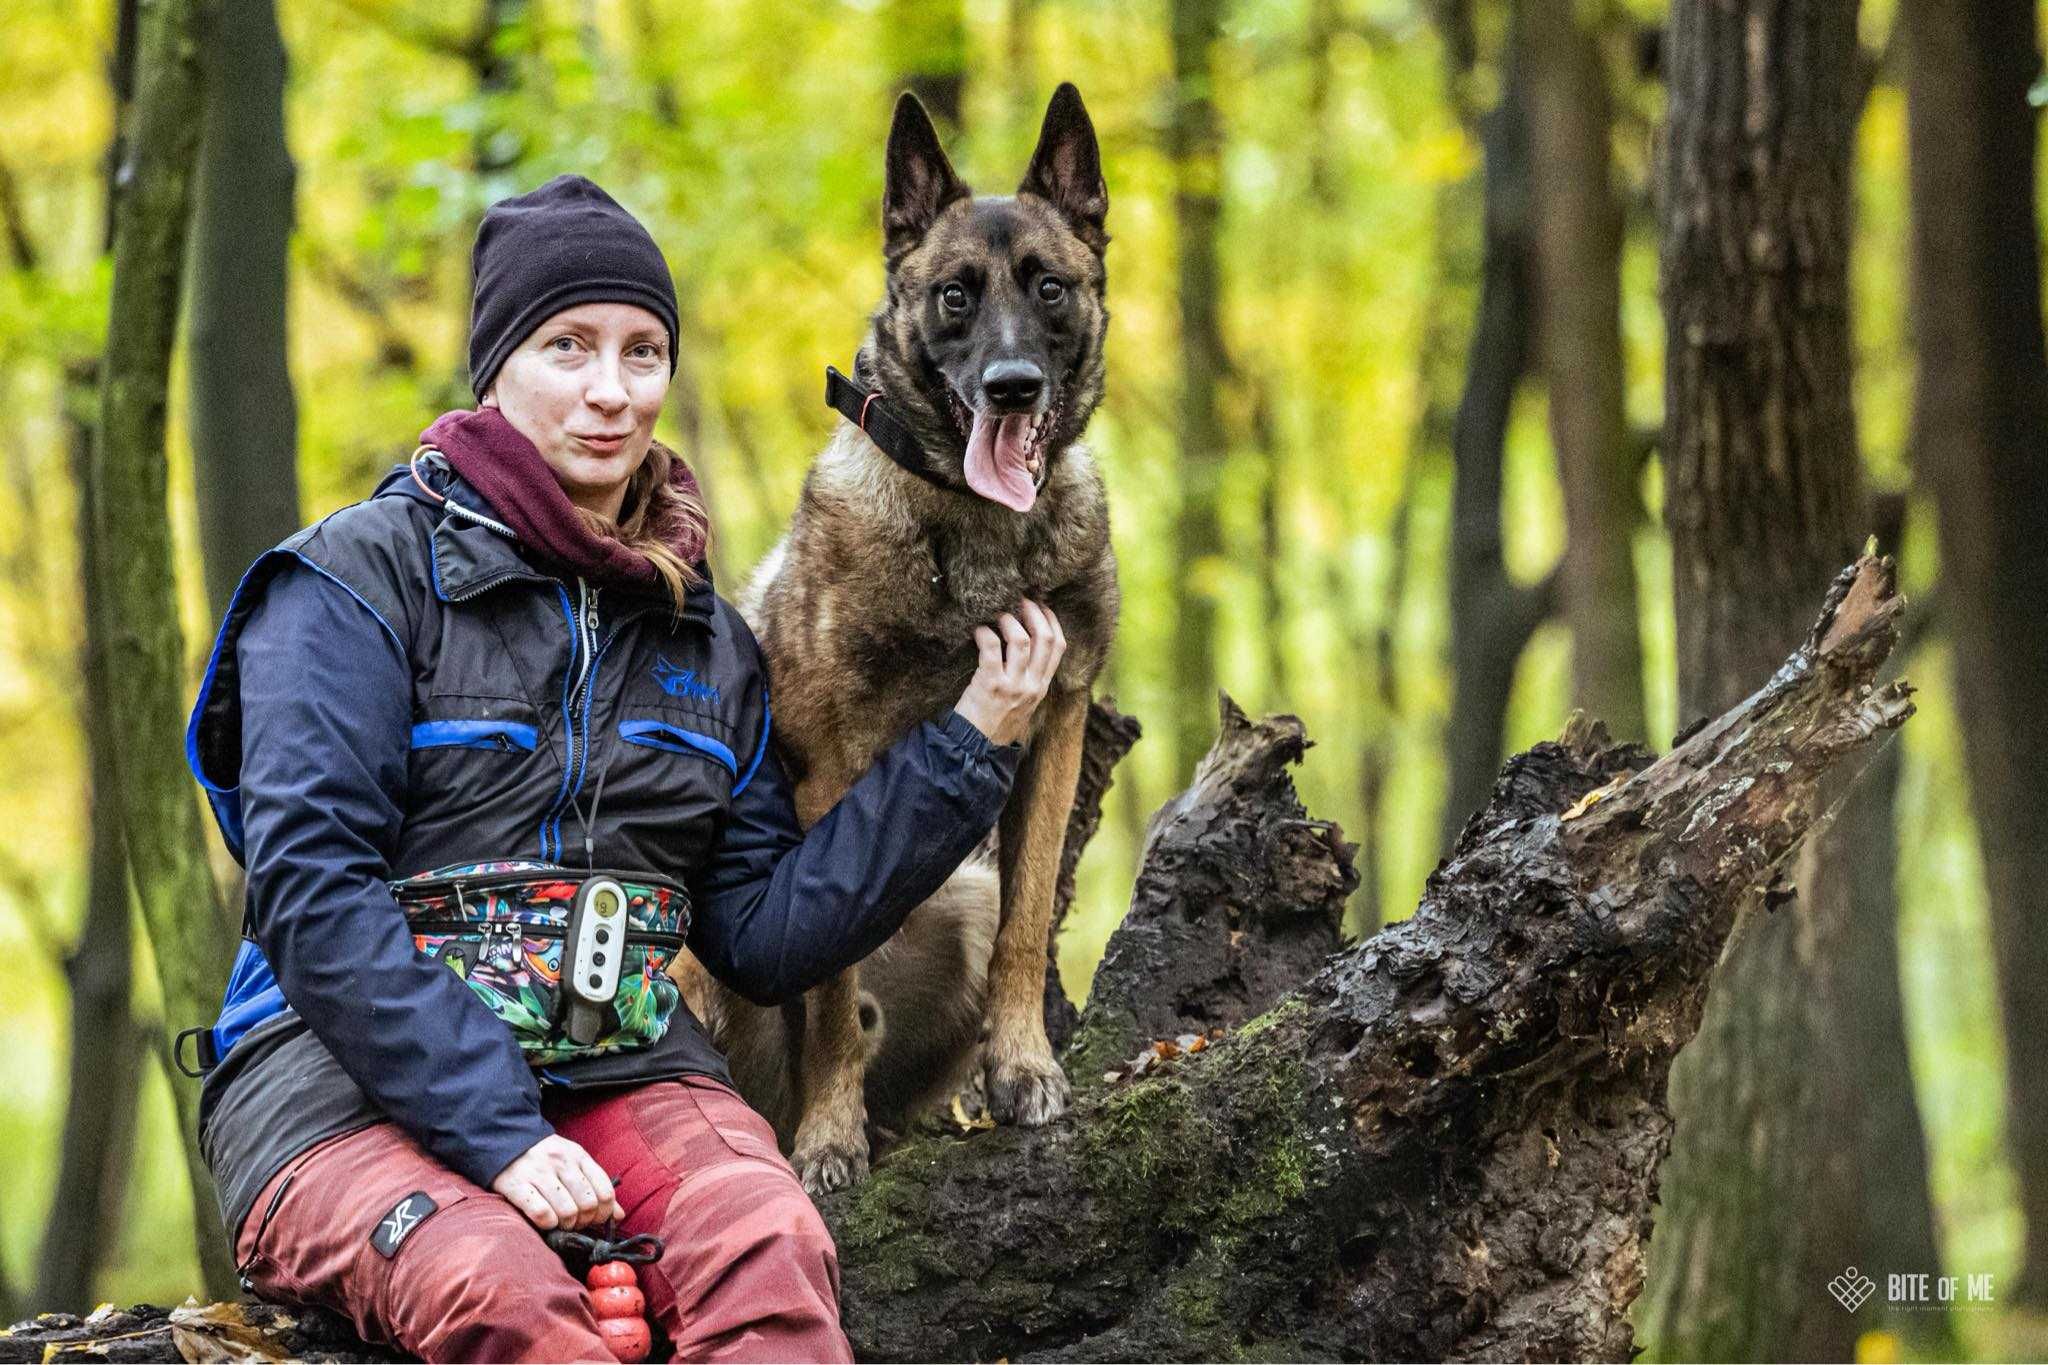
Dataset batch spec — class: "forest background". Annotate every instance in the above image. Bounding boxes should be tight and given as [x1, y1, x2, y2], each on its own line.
[0, 0, 2042, 1360]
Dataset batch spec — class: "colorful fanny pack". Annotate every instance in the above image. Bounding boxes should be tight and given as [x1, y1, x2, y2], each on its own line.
[391, 860, 690, 1066]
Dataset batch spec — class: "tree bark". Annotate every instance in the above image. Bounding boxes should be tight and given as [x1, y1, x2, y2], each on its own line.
[1166, 0, 1233, 786]
[3, 557, 1916, 1363]
[1902, 0, 2048, 1306]
[86, 0, 239, 1301]
[1441, 49, 1551, 855]
[1520, 0, 1646, 740]
[187, 0, 301, 622]
[1642, 0, 1866, 1353]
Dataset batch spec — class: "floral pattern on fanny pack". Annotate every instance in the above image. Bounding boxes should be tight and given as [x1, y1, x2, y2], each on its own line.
[393, 860, 687, 1065]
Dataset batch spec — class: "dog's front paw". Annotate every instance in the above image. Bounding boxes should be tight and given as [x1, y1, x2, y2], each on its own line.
[793, 1130, 870, 1196]
[983, 1044, 1071, 1127]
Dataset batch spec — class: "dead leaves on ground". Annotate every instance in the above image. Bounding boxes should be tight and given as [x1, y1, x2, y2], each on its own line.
[1102, 1029, 1226, 1086]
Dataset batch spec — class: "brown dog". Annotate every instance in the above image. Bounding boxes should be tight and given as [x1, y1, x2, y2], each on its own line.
[676, 84, 1119, 1193]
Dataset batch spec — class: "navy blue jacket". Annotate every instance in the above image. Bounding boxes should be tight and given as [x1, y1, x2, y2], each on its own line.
[184, 459, 1019, 1234]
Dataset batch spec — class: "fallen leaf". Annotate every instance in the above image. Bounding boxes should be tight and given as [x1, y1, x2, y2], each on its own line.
[949, 1093, 994, 1132]
[169, 1299, 296, 1363]
[1561, 773, 1636, 822]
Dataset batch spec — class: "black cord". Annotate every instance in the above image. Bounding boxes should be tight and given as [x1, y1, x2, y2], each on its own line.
[574, 733, 617, 871]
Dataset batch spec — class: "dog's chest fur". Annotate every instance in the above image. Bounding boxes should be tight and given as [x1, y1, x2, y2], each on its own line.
[741, 425, 1118, 779]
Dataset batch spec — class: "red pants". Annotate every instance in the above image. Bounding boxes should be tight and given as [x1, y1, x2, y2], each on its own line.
[233, 1076, 853, 1363]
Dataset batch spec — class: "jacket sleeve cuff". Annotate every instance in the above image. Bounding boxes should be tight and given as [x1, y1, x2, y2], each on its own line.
[938, 706, 1024, 761]
[920, 708, 1024, 837]
[462, 1111, 557, 1192]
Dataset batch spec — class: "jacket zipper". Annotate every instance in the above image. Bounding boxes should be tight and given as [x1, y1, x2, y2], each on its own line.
[545, 579, 602, 859]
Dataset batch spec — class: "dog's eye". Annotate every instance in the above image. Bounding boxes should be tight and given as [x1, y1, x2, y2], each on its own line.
[940, 283, 970, 313]
[1038, 276, 1066, 304]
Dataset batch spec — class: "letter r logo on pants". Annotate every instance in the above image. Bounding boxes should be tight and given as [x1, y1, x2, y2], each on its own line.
[370, 1191, 440, 1258]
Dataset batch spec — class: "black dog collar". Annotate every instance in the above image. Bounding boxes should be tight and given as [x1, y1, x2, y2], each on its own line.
[825, 365, 958, 492]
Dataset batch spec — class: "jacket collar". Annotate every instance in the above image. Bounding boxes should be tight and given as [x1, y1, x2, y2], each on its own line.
[372, 460, 716, 620]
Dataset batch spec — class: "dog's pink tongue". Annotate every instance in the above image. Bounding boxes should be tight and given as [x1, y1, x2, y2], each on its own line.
[964, 410, 1038, 512]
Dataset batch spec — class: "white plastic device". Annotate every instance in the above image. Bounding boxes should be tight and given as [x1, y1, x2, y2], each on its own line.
[562, 877, 627, 1045]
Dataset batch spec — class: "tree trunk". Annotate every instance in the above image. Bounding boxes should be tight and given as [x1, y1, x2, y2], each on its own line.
[1166, 0, 1232, 786]
[86, 0, 239, 1301]
[187, 0, 301, 622]
[1520, 0, 1645, 740]
[1005, 0, 1040, 153]
[1838, 673, 1952, 1346]
[28, 1, 152, 1314]
[33, 364, 147, 1315]
[1642, 0, 1866, 1354]
[4, 557, 1916, 1363]
[1902, 0, 2048, 1306]
[885, 0, 966, 132]
[1441, 49, 1551, 855]
[455, 0, 529, 391]
[1251, 383, 1289, 708]
[1830, 494, 1951, 1347]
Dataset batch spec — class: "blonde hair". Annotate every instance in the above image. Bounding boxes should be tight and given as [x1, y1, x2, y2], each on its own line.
[576, 439, 711, 608]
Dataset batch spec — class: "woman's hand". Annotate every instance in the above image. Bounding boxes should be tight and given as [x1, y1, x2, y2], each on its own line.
[953, 598, 1067, 748]
[491, 1134, 624, 1231]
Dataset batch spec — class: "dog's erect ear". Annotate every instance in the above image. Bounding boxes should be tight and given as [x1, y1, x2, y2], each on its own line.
[1019, 82, 1108, 255]
[883, 92, 969, 263]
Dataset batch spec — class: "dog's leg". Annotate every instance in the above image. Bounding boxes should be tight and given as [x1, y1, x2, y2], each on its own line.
[984, 684, 1088, 1125]
[788, 763, 875, 1194]
[790, 969, 871, 1192]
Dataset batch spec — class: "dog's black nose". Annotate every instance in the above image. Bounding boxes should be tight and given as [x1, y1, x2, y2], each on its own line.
[981, 360, 1044, 411]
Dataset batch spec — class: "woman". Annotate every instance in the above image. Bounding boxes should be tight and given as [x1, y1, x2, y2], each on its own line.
[180, 173, 1066, 1362]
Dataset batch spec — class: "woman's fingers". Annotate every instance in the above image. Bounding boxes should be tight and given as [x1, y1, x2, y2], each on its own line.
[534, 1170, 581, 1226]
[573, 1153, 623, 1225]
[506, 1182, 558, 1229]
[555, 1164, 602, 1226]
[1019, 599, 1065, 689]
[954, 600, 1068, 747]
[996, 611, 1032, 680]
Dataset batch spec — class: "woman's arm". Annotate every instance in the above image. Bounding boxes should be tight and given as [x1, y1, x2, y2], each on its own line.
[687, 708, 1018, 1005]
[687, 602, 1064, 1005]
[235, 564, 554, 1189]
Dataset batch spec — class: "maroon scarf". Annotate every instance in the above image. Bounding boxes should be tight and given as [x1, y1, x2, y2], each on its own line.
[420, 407, 707, 591]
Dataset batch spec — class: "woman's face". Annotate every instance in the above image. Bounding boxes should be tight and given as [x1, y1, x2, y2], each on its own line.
[483, 301, 671, 520]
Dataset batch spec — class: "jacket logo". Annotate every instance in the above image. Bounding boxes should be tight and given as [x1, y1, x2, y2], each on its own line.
[653, 656, 721, 703]
[369, 1191, 439, 1258]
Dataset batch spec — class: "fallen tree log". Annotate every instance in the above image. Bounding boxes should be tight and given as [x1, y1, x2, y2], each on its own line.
[1, 555, 1912, 1363]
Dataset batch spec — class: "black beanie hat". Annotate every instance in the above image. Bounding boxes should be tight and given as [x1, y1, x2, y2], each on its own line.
[467, 174, 680, 399]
